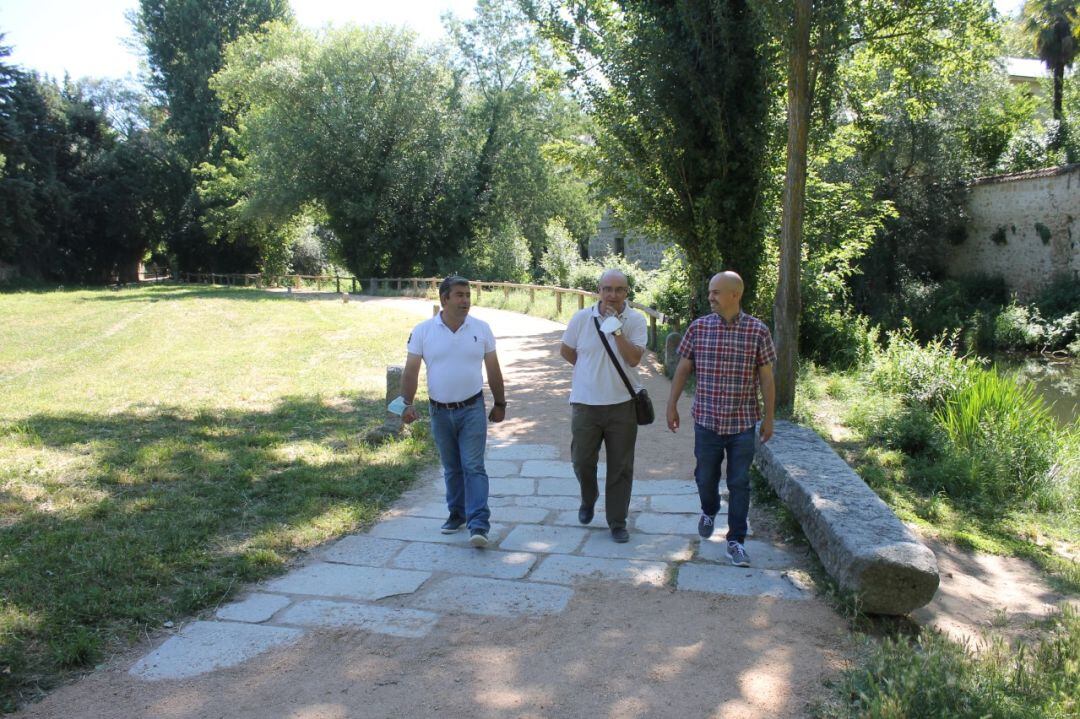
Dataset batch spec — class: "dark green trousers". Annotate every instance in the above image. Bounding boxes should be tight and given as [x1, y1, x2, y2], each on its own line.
[570, 399, 638, 530]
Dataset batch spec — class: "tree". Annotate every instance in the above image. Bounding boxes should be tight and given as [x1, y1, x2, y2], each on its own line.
[445, 0, 599, 268]
[770, 0, 1001, 408]
[131, 0, 292, 272]
[534, 0, 777, 311]
[206, 23, 469, 276]
[1022, 0, 1080, 123]
[774, 0, 812, 411]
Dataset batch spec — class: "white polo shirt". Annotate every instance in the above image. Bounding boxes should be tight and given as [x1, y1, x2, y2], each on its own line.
[407, 312, 496, 404]
[562, 303, 648, 405]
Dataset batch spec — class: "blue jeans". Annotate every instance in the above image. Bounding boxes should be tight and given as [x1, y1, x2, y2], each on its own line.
[430, 400, 490, 532]
[694, 423, 756, 543]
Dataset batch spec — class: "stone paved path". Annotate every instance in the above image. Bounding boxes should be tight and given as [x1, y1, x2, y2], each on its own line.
[127, 298, 812, 683]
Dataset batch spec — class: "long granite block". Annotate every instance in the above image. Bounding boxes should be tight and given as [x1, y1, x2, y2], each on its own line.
[755, 420, 938, 614]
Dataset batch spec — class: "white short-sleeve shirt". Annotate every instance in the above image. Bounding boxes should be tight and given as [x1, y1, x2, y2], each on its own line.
[562, 303, 647, 405]
[407, 313, 496, 404]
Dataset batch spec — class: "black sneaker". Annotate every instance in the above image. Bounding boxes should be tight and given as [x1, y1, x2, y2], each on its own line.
[440, 515, 466, 534]
[698, 513, 715, 539]
[610, 527, 630, 543]
[469, 529, 490, 548]
[578, 503, 595, 525]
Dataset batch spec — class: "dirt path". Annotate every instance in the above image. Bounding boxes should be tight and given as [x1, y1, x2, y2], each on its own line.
[20, 295, 1070, 719]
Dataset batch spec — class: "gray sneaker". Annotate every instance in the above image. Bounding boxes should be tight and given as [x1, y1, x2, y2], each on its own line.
[726, 541, 750, 567]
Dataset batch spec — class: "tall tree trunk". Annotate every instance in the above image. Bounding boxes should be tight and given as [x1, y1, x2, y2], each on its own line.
[773, 0, 812, 413]
[1053, 65, 1064, 122]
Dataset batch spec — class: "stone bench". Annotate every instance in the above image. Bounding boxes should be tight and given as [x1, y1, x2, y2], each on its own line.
[755, 420, 938, 615]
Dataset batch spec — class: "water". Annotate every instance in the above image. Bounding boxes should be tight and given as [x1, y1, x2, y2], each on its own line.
[992, 354, 1080, 427]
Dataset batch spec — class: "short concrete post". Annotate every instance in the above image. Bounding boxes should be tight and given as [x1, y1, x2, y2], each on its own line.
[366, 365, 405, 443]
[664, 332, 682, 378]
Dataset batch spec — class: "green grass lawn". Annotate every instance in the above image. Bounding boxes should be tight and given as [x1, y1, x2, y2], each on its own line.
[0, 284, 434, 710]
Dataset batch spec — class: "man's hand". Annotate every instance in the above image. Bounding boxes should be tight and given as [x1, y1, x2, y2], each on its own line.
[759, 416, 774, 442]
[666, 404, 680, 432]
[402, 405, 418, 424]
[488, 405, 506, 423]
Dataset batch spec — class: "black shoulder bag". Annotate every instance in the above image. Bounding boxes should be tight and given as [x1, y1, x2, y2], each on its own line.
[593, 316, 654, 425]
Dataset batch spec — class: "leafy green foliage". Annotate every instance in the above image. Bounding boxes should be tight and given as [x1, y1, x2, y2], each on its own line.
[539, 218, 581, 287]
[826, 606, 1080, 719]
[935, 367, 1060, 506]
[535, 0, 776, 309]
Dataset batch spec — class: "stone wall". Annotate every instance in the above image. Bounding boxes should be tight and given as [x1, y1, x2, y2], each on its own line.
[948, 164, 1079, 299]
[587, 210, 667, 269]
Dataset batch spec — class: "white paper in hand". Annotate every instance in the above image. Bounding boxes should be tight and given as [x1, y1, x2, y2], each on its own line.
[387, 396, 407, 415]
[599, 315, 622, 334]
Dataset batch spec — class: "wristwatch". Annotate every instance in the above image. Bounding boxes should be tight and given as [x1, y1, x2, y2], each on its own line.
[613, 328, 623, 336]
[494, 401, 507, 407]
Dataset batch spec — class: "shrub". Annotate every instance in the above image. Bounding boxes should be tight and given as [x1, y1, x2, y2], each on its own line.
[801, 308, 878, 370]
[538, 219, 580, 288]
[870, 328, 976, 408]
[876, 406, 946, 458]
[828, 606, 1080, 719]
[647, 247, 692, 324]
[565, 255, 651, 300]
[934, 367, 1058, 507]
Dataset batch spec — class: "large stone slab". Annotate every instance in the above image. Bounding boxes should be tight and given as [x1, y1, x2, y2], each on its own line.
[553, 509, 607, 527]
[489, 477, 536, 496]
[491, 506, 550, 524]
[392, 543, 538, 579]
[321, 535, 406, 566]
[580, 532, 693, 562]
[514, 495, 581, 510]
[522, 460, 606, 478]
[530, 555, 668, 587]
[264, 563, 428, 601]
[277, 600, 439, 638]
[633, 512, 699, 536]
[368, 516, 508, 545]
[676, 564, 807, 601]
[215, 593, 292, 623]
[499, 525, 589, 554]
[411, 576, 573, 617]
[534, 477, 582, 496]
[129, 621, 303, 680]
[650, 494, 711, 514]
[755, 420, 938, 614]
[487, 444, 560, 460]
[697, 539, 800, 571]
[633, 479, 698, 495]
[485, 460, 521, 478]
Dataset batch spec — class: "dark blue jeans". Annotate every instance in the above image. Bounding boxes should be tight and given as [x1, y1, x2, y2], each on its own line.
[694, 423, 756, 543]
[430, 400, 490, 532]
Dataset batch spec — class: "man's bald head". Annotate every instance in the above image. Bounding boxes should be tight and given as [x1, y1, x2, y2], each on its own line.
[598, 268, 630, 314]
[599, 268, 628, 287]
[707, 271, 744, 319]
[709, 271, 744, 298]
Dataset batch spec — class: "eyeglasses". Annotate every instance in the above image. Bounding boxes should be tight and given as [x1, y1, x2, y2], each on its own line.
[600, 286, 629, 294]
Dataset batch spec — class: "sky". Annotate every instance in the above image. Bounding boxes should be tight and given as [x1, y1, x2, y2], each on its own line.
[0, 0, 478, 81]
[1, 0, 1029, 83]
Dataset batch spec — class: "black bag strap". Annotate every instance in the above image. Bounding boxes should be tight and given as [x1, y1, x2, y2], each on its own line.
[593, 316, 637, 399]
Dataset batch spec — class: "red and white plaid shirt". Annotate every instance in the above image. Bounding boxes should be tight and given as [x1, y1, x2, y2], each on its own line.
[677, 311, 776, 435]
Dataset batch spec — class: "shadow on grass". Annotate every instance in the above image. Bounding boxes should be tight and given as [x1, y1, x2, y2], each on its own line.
[0, 394, 434, 711]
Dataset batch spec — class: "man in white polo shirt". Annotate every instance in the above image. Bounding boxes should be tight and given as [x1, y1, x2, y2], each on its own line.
[559, 269, 647, 543]
[401, 276, 507, 547]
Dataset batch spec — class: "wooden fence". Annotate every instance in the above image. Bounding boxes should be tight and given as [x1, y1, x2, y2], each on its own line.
[179, 272, 674, 348]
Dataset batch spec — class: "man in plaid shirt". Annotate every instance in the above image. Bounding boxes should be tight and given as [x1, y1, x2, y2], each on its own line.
[665, 271, 776, 567]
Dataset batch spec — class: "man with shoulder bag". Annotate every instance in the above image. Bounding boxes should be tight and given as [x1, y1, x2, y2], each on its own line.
[559, 269, 650, 543]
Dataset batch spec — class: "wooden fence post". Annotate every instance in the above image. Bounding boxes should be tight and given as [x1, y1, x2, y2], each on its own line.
[556, 290, 562, 314]
[577, 293, 585, 310]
